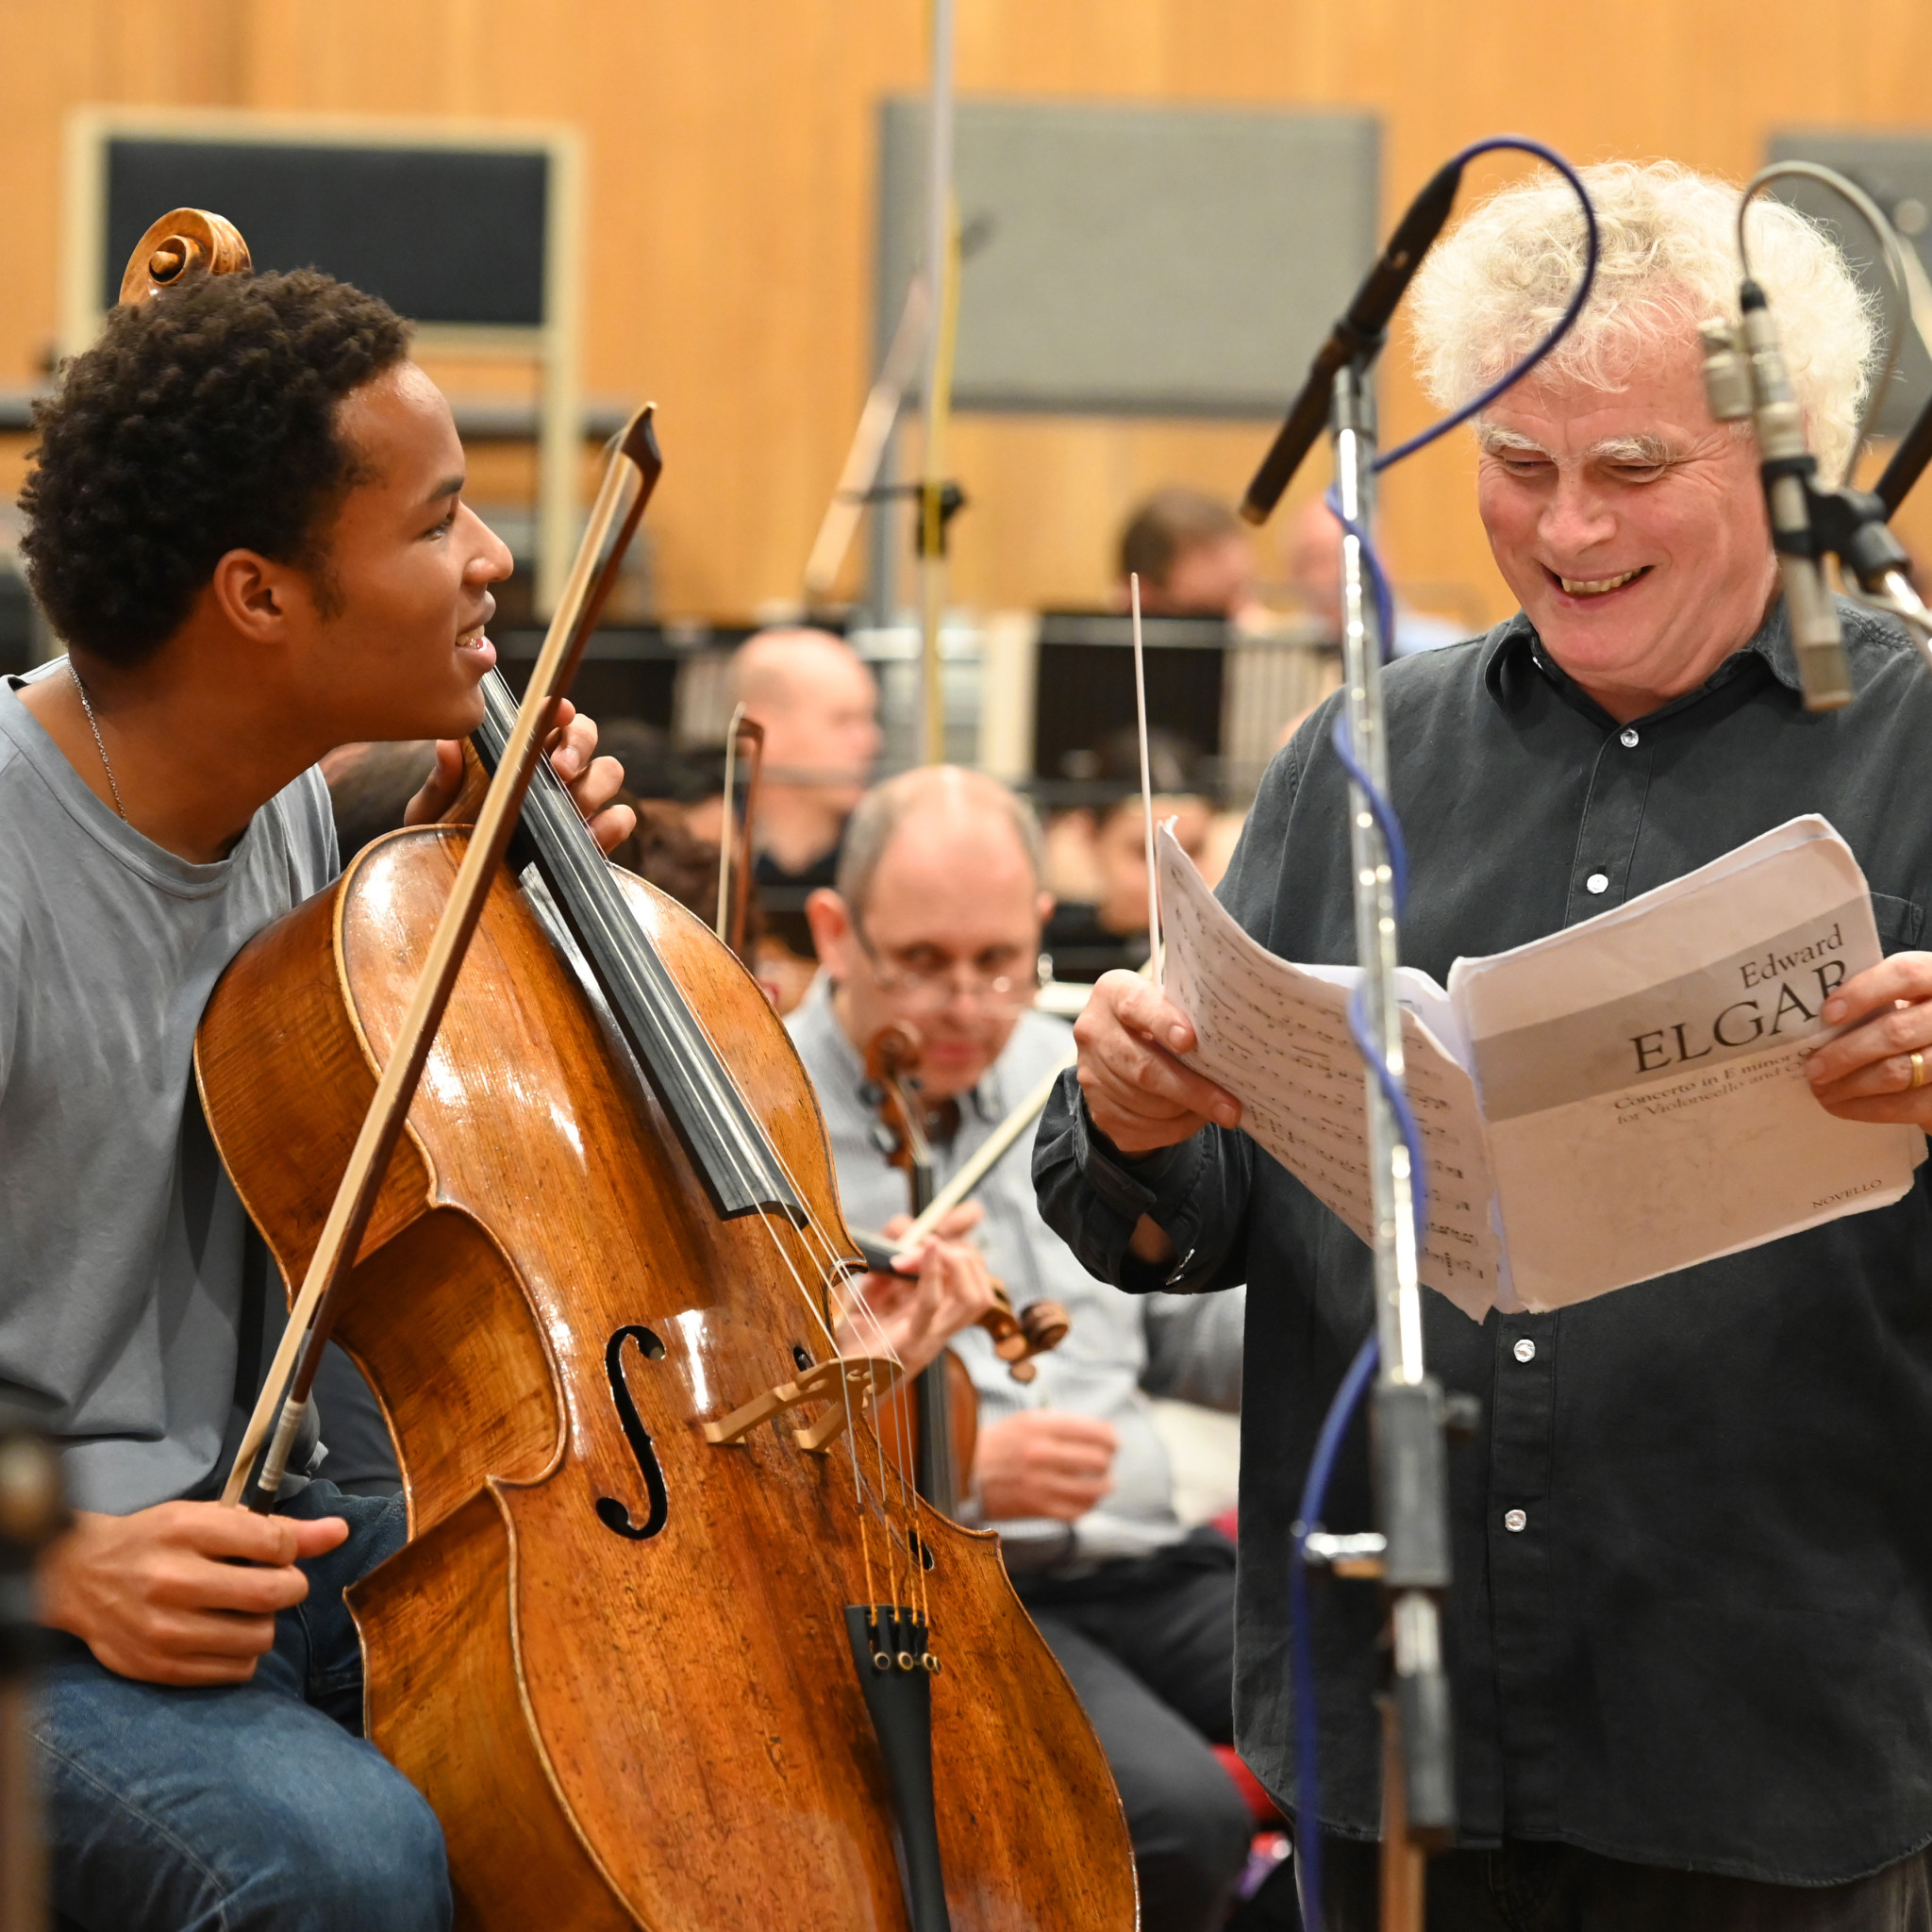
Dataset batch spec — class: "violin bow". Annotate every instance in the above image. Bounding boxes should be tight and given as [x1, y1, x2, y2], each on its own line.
[713, 706, 766, 963]
[889, 1046, 1074, 1254]
[1130, 572, 1164, 986]
[223, 406, 663, 1510]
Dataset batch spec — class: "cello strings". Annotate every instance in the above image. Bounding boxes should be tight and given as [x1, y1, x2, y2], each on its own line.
[591, 867, 937, 1616]
[778, 1208, 936, 1620]
[709, 1093, 928, 1611]
[655, 991, 921, 1607]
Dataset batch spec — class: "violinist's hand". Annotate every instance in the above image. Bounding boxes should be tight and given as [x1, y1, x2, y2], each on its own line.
[834, 1208, 996, 1378]
[974, 1412, 1117, 1523]
[408, 697, 635, 854]
[1074, 970, 1241, 1156]
[1806, 953, 1932, 1127]
[38, 1503, 349, 1687]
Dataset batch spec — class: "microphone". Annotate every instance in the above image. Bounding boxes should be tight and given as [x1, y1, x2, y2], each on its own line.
[1734, 280, 1853, 710]
[1241, 158, 1466, 525]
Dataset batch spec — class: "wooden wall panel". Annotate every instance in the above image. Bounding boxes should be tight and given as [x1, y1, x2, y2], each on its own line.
[6, 0, 1932, 624]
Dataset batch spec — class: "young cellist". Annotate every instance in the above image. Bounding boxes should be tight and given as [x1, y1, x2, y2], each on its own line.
[3, 263, 992, 1930]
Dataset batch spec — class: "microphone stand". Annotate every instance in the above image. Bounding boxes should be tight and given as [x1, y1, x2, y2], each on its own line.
[1876, 385, 1932, 519]
[915, 0, 960, 766]
[1314, 357, 1457, 1932]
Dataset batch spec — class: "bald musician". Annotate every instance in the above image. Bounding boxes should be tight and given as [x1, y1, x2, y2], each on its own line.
[732, 625, 882, 961]
[787, 767, 1253, 1932]
[1041, 161, 1932, 1929]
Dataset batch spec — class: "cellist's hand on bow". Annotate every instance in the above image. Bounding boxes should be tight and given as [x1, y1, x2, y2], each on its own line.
[834, 1206, 996, 1377]
[38, 1502, 349, 1687]
[408, 698, 636, 854]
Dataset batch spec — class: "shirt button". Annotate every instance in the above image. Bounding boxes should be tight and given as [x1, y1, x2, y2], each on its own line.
[1619, 727, 1640, 748]
[1586, 872, 1609, 894]
[1512, 1337, 1536, 1363]
[1504, 1508, 1528, 1533]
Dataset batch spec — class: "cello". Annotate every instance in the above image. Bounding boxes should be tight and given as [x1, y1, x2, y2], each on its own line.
[129, 212, 1137, 1929]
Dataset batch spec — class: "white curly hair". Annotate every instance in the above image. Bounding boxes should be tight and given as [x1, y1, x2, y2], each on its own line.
[1408, 159, 1877, 484]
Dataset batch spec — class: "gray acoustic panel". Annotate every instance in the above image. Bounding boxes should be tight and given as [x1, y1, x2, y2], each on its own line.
[877, 98, 1379, 418]
[1767, 131, 1932, 441]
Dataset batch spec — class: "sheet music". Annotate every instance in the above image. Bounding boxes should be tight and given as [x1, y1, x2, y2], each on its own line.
[1448, 816, 1924, 1307]
[1157, 832, 1501, 1321]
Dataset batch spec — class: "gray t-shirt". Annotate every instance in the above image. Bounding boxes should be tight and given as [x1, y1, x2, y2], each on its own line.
[0, 663, 338, 1512]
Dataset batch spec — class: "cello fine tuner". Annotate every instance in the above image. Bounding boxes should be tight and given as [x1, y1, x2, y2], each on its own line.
[861, 1604, 937, 1675]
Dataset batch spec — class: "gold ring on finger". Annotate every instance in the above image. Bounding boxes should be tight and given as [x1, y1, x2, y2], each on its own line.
[1913, 1050, 1926, 1091]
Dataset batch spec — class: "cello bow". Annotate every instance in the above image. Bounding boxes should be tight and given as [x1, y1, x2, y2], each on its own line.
[220, 405, 662, 1508]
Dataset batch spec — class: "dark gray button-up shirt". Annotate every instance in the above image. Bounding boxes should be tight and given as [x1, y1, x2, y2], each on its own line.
[1036, 598, 1932, 1883]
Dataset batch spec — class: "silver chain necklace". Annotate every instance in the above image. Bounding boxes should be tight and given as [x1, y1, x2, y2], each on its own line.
[67, 660, 128, 822]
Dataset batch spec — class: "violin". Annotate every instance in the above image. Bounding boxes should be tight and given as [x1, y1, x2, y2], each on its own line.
[859, 1024, 1073, 1511]
[861, 1022, 981, 1513]
[140, 209, 1134, 1930]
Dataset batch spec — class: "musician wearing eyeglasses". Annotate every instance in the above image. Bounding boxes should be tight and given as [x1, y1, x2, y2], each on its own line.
[788, 764, 1253, 1932]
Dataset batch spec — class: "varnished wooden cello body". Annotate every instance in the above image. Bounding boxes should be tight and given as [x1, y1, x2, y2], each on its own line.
[198, 727, 1137, 1932]
[146, 208, 1137, 1926]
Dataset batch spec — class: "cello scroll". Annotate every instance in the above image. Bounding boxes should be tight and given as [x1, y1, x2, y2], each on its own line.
[118, 208, 252, 307]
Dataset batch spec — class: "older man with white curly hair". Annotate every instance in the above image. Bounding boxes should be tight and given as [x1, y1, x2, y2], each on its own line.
[1039, 160, 1932, 1929]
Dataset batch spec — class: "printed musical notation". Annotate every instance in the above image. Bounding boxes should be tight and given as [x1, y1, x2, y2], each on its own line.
[1159, 815, 1927, 1315]
[1158, 841, 1500, 1320]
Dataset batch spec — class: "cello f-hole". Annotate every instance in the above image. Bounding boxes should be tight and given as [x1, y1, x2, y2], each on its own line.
[594, 1324, 670, 1541]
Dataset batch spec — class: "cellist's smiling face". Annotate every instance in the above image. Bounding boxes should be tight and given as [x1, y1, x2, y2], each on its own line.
[295, 361, 513, 741]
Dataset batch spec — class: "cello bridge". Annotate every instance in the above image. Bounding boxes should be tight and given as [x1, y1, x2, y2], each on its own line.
[702, 1355, 902, 1456]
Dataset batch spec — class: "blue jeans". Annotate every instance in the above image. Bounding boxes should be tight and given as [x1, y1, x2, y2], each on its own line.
[34, 1482, 451, 1932]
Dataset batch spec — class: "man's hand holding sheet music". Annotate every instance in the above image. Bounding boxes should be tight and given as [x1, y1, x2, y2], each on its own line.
[1807, 952, 1932, 1125]
[1071, 974, 1241, 1156]
[1068, 817, 1928, 1316]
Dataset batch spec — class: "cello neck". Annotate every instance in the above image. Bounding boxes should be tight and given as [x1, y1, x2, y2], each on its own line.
[473, 669, 801, 1224]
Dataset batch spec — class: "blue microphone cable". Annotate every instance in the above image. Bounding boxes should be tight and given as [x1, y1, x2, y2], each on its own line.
[1289, 136, 1600, 1931]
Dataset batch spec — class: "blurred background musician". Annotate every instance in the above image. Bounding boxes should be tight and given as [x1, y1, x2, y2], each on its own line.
[594, 715, 727, 845]
[789, 764, 1251, 1932]
[731, 625, 882, 964]
[1115, 486, 1258, 620]
[1280, 496, 1468, 659]
[1042, 726, 1217, 982]
[319, 737, 439, 858]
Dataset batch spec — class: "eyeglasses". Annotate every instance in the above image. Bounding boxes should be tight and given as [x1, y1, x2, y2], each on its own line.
[852, 922, 1048, 1013]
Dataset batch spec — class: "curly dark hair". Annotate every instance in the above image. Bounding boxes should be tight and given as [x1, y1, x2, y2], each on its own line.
[20, 269, 409, 668]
